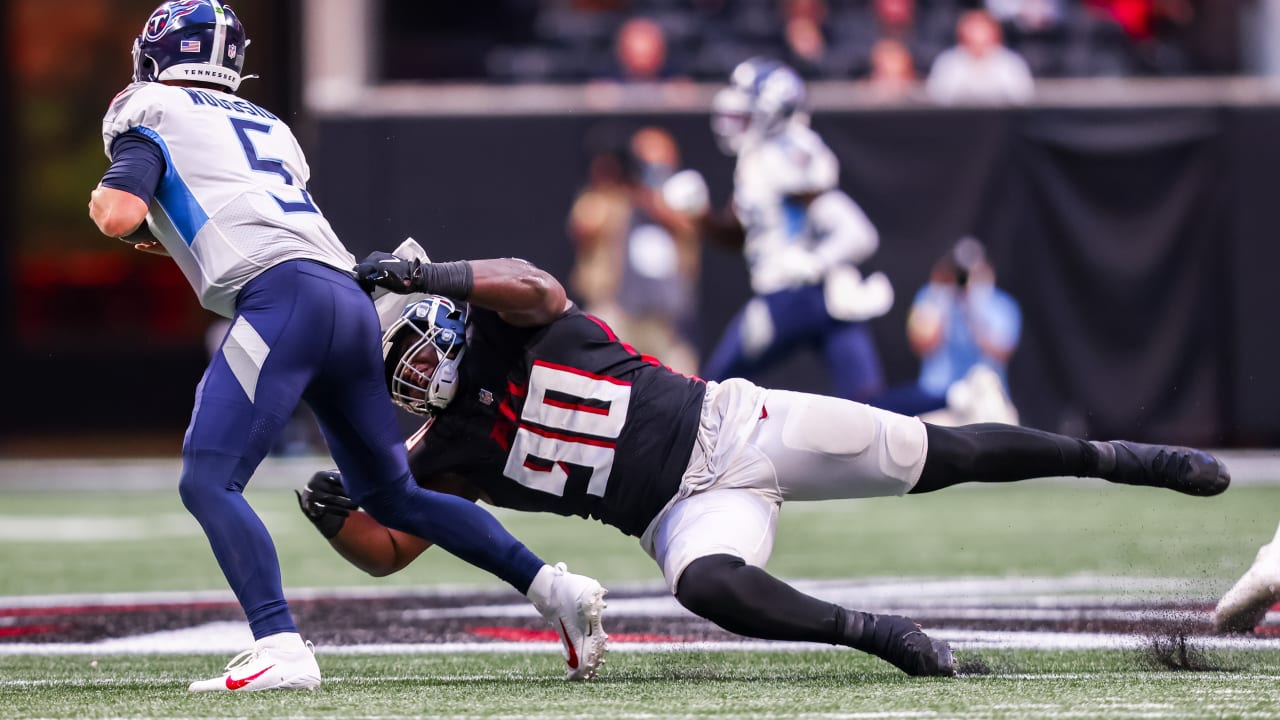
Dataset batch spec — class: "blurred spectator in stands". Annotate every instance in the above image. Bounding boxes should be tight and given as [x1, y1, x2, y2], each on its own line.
[568, 126, 704, 375]
[586, 15, 698, 107]
[614, 17, 672, 81]
[826, 0, 955, 81]
[985, 0, 1068, 76]
[872, 237, 1021, 425]
[781, 0, 829, 77]
[926, 9, 1035, 104]
[1084, 0, 1243, 75]
[864, 37, 921, 101]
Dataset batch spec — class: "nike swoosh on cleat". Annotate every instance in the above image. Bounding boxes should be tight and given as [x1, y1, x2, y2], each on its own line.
[225, 665, 275, 690]
[558, 619, 580, 669]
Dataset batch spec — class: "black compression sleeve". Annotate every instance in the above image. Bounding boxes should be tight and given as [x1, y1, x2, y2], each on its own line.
[675, 554, 857, 644]
[414, 260, 474, 299]
[101, 131, 165, 206]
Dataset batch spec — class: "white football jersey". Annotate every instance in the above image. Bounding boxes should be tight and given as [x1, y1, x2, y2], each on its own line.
[732, 122, 878, 294]
[102, 82, 355, 317]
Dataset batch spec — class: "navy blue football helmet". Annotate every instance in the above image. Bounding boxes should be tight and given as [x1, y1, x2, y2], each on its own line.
[382, 297, 470, 415]
[132, 0, 249, 92]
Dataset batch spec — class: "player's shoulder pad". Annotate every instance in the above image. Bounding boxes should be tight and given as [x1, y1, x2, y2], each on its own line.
[101, 82, 177, 158]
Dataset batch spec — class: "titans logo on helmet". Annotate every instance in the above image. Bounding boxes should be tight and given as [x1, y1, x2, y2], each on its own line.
[143, 0, 206, 42]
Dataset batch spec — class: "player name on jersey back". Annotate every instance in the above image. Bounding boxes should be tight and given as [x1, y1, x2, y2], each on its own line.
[180, 87, 278, 120]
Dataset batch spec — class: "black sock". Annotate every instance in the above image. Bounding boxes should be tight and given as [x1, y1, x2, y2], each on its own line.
[911, 422, 1102, 494]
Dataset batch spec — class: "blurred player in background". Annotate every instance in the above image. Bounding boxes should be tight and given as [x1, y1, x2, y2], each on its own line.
[296, 248, 1233, 680]
[87, 0, 605, 691]
[1214, 520, 1280, 634]
[872, 237, 1021, 425]
[568, 126, 705, 375]
[701, 58, 894, 403]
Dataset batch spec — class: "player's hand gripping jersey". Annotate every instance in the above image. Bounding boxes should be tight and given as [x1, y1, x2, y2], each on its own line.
[101, 82, 354, 317]
[407, 307, 707, 538]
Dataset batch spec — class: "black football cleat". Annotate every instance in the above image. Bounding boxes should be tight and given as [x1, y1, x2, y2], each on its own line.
[857, 614, 956, 677]
[1095, 440, 1230, 497]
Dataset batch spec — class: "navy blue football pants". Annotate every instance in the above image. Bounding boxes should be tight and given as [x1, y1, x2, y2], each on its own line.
[179, 260, 543, 639]
[702, 283, 885, 402]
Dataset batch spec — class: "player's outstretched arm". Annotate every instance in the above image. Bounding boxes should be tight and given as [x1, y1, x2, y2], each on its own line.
[355, 253, 568, 327]
[470, 257, 569, 327]
[296, 470, 419, 576]
[297, 470, 483, 576]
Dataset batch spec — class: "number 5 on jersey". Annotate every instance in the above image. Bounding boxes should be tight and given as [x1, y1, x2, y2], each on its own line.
[229, 117, 318, 214]
[503, 362, 632, 498]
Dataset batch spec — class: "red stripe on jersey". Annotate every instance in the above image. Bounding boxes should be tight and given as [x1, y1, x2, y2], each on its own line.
[581, 311, 704, 381]
[584, 313, 618, 341]
[532, 359, 631, 387]
[507, 380, 527, 398]
[490, 399, 518, 451]
[542, 395, 610, 415]
[523, 456, 554, 472]
[521, 422, 617, 449]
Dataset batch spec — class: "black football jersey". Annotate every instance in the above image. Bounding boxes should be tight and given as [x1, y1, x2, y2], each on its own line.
[407, 306, 707, 537]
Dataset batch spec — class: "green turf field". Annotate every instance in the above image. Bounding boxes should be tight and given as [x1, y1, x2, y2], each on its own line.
[1, 650, 1278, 719]
[2, 480, 1276, 594]
[2, 477, 1279, 718]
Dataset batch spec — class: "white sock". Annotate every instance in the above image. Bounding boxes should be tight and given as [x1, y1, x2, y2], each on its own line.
[526, 564, 558, 609]
[255, 631, 305, 653]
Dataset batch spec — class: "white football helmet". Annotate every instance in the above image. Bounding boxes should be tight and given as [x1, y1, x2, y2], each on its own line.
[728, 57, 807, 139]
[382, 297, 468, 415]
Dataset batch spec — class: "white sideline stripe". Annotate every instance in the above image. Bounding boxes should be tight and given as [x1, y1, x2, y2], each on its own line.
[0, 514, 202, 542]
[0, 575, 1216, 609]
[3, 450, 1279, 491]
[2, 621, 1280, 656]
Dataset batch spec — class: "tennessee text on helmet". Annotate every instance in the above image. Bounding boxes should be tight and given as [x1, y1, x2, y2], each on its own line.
[382, 297, 469, 415]
[133, 0, 249, 92]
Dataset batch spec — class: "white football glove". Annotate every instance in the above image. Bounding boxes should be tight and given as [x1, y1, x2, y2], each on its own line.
[823, 265, 894, 321]
[661, 169, 710, 216]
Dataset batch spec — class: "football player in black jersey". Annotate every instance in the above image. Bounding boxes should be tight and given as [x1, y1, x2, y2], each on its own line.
[297, 251, 1231, 679]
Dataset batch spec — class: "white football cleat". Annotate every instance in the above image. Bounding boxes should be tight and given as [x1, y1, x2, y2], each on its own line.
[188, 632, 321, 692]
[1214, 540, 1280, 634]
[527, 562, 609, 680]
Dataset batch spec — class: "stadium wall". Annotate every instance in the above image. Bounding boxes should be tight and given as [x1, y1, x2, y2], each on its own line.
[307, 105, 1280, 447]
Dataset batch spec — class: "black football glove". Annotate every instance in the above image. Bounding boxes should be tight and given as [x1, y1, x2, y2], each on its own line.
[295, 470, 359, 539]
[354, 251, 423, 294]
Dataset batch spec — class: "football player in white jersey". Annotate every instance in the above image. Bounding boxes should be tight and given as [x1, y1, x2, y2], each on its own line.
[88, 0, 607, 691]
[702, 59, 894, 404]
